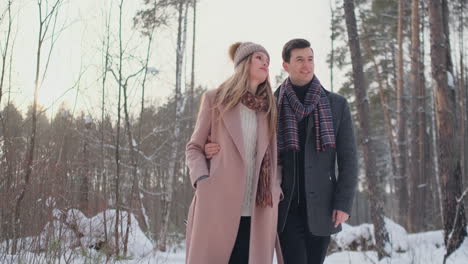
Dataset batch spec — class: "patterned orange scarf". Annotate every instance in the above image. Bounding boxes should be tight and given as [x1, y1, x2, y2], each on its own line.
[241, 91, 272, 208]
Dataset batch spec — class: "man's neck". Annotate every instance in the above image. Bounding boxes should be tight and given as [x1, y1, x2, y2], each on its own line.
[290, 78, 312, 87]
[290, 79, 312, 88]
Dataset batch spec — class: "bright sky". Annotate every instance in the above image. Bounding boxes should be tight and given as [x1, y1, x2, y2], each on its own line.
[3, 0, 341, 118]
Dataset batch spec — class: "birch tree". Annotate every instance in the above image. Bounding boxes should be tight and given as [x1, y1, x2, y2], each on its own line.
[159, 0, 191, 251]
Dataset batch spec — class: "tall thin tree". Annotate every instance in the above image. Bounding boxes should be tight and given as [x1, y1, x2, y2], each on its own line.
[12, 0, 63, 254]
[0, 0, 14, 248]
[159, 0, 190, 252]
[0, 0, 13, 106]
[428, 0, 467, 260]
[343, 0, 390, 259]
[113, 0, 125, 256]
[189, 0, 197, 130]
[456, 0, 466, 194]
[100, 1, 112, 243]
[395, 0, 409, 227]
[408, 0, 427, 232]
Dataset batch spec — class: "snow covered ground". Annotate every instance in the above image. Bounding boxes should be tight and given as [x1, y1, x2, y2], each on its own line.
[326, 232, 468, 264]
[1, 210, 467, 263]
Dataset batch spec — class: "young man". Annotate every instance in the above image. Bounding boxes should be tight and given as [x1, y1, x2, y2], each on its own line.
[274, 38, 357, 264]
[204, 39, 358, 264]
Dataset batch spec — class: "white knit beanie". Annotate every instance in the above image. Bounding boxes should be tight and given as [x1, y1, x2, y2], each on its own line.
[229, 42, 269, 67]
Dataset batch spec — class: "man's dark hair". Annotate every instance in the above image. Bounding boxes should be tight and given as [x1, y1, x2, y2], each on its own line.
[282, 38, 311, 63]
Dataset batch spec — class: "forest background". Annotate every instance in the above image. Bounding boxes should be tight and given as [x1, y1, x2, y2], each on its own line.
[0, 0, 467, 262]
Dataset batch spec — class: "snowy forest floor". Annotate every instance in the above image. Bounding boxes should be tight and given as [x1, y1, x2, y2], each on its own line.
[1, 209, 467, 264]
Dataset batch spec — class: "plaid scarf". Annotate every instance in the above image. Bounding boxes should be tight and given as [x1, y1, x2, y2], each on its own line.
[241, 91, 272, 208]
[277, 76, 336, 153]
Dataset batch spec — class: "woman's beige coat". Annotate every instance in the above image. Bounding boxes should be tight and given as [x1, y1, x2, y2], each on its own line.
[185, 89, 283, 264]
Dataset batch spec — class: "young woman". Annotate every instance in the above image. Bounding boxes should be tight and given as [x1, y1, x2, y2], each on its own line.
[185, 42, 283, 264]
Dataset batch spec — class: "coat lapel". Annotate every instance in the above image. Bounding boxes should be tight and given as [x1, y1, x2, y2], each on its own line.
[219, 103, 245, 162]
[219, 103, 270, 171]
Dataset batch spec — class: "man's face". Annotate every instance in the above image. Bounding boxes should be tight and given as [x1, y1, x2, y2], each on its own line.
[282, 47, 314, 86]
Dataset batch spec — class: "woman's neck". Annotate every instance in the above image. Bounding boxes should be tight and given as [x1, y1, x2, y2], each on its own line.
[248, 80, 259, 94]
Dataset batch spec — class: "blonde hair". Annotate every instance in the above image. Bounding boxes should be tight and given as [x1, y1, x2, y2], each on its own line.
[213, 55, 277, 138]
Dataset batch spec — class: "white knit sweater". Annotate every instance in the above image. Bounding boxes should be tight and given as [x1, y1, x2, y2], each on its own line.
[239, 104, 258, 216]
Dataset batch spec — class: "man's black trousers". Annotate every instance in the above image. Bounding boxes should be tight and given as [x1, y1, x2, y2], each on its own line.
[279, 209, 331, 264]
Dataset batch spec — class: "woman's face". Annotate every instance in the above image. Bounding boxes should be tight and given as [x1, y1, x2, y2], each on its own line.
[249, 51, 270, 84]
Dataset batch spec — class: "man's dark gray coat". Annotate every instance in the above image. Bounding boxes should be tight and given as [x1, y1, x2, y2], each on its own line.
[275, 88, 358, 236]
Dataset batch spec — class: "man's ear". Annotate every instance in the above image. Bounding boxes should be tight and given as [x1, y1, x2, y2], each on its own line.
[282, 61, 289, 72]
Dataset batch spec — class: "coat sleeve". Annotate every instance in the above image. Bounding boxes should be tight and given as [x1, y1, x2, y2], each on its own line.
[333, 99, 358, 215]
[186, 92, 212, 187]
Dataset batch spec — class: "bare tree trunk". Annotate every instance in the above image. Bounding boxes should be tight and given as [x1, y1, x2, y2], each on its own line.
[12, 0, 63, 254]
[175, 1, 184, 96]
[442, 0, 453, 74]
[80, 123, 90, 214]
[114, 0, 125, 256]
[0, 0, 14, 249]
[133, 4, 163, 241]
[121, 53, 149, 257]
[419, 0, 440, 230]
[121, 10, 159, 259]
[343, 0, 390, 259]
[396, 0, 409, 228]
[0, 107, 17, 251]
[122, 85, 136, 256]
[6, 12, 15, 107]
[419, 12, 433, 231]
[425, 0, 444, 226]
[408, 0, 427, 233]
[101, 2, 112, 244]
[189, 0, 196, 131]
[457, 0, 466, 200]
[136, 30, 154, 234]
[389, 41, 399, 221]
[464, 0, 468, 195]
[428, 0, 467, 260]
[361, 31, 398, 180]
[0, 0, 12, 106]
[112, 1, 157, 255]
[159, 0, 188, 252]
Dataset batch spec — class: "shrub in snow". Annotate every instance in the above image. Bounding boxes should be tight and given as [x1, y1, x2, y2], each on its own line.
[329, 223, 375, 253]
[329, 217, 409, 255]
[37, 209, 153, 258]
